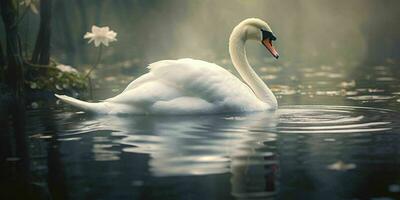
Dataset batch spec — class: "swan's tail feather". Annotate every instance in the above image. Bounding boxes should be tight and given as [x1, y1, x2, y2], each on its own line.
[55, 94, 107, 113]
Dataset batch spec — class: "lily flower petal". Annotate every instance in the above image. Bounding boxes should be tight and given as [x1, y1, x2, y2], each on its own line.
[84, 25, 117, 47]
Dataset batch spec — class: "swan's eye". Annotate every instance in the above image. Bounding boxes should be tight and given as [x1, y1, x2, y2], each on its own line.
[261, 29, 277, 41]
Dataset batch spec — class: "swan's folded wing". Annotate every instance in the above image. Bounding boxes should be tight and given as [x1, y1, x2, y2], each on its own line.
[106, 80, 182, 104]
[147, 58, 256, 101]
[121, 73, 155, 92]
[148, 58, 230, 83]
[121, 58, 218, 93]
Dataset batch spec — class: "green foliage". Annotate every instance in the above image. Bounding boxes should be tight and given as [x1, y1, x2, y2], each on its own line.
[25, 61, 87, 94]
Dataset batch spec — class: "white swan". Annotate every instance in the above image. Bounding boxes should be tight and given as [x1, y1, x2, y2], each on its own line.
[56, 18, 279, 115]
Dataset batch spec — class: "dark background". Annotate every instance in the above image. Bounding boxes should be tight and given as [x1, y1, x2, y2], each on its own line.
[2, 0, 399, 67]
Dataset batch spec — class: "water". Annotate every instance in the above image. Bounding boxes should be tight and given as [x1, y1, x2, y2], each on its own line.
[2, 63, 400, 200]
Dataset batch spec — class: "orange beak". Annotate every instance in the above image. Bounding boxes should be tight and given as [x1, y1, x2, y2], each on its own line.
[262, 38, 279, 59]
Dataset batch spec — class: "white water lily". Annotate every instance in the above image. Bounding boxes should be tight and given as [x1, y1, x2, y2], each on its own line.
[56, 64, 78, 73]
[84, 25, 117, 47]
[30, 82, 37, 89]
[327, 160, 356, 171]
[20, 0, 38, 14]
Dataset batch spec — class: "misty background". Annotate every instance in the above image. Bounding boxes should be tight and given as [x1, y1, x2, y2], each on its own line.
[3, 0, 399, 69]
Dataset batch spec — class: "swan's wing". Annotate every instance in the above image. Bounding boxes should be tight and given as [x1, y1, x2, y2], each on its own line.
[122, 73, 155, 92]
[118, 58, 233, 95]
[120, 59, 217, 92]
[106, 58, 265, 113]
[106, 79, 182, 104]
[148, 58, 231, 83]
[148, 58, 259, 103]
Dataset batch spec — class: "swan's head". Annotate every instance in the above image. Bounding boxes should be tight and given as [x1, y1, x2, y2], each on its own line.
[232, 18, 279, 59]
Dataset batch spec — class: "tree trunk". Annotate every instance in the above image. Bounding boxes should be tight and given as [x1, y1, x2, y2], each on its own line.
[0, 0, 25, 98]
[76, 0, 89, 63]
[0, 41, 5, 82]
[0, 1, 29, 196]
[54, 0, 75, 63]
[31, 0, 52, 65]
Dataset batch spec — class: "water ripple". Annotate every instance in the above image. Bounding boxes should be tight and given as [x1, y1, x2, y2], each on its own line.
[277, 105, 397, 134]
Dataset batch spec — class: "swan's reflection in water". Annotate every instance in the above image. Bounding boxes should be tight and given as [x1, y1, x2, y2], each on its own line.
[58, 110, 280, 198]
[54, 105, 399, 199]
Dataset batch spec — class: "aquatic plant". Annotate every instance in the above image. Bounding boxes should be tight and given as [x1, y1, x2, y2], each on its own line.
[83, 25, 117, 98]
[26, 61, 87, 97]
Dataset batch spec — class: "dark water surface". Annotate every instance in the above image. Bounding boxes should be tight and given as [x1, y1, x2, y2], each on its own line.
[2, 63, 400, 200]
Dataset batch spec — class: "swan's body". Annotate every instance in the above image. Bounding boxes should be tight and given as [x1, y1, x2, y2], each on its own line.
[56, 18, 279, 115]
[57, 58, 269, 114]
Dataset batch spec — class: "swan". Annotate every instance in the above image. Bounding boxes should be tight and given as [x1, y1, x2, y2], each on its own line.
[55, 18, 279, 115]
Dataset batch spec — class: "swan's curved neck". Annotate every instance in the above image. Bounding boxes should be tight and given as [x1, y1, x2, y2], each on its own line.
[229, 26, 277, 109]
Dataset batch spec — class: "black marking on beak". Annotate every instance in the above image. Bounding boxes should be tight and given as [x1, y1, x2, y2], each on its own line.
[261, 29, 277, 41]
